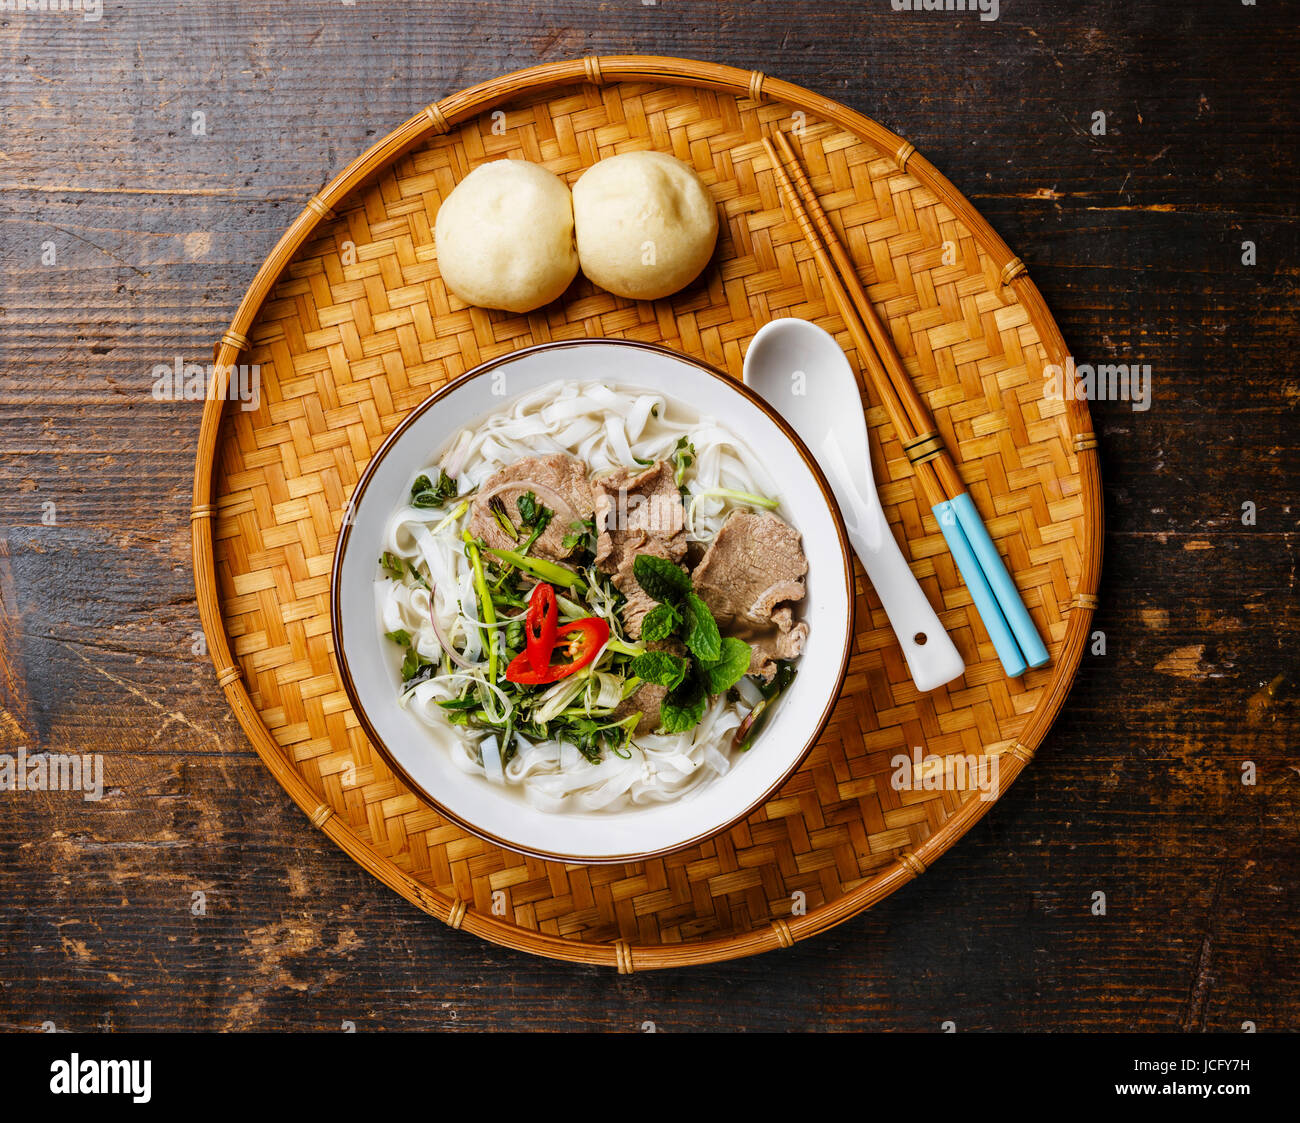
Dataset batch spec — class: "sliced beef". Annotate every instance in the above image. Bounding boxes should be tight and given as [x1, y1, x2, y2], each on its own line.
[617, 681, 666, 735]
[692, 510, 809, 681]
[467, 453, 594, 561]
[592, 460, 687, 639]
[593, 460, 687, 570]
[748, 623, 810, 681]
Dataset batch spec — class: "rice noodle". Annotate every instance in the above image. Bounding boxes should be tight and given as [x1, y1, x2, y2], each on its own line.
[376, 378, 788, 812]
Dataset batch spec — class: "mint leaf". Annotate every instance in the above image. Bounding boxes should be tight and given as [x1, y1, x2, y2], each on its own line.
[660, 668, 707, 733]
[384, 628, 412, 647]
[702, 636, 752, 694]
[632, 554, 691, 604]
[640, 603, 680, 643]
[629, 650, 687, 689]
[683, 592, 721, 663]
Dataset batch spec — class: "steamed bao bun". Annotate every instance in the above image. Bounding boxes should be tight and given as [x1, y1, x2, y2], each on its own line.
[572, 151, 718, 301]
[434, 160, 578, 313]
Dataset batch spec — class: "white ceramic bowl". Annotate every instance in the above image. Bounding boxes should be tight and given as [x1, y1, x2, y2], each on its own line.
[331, 340, 854, 863]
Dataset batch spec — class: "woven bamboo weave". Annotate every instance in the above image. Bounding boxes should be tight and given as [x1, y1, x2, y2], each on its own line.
[192, 57, 1101, 970]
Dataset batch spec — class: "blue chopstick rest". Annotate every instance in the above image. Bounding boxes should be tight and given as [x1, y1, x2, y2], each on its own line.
[949, 491, 1050, 669]
[933, 499, 1027, 678]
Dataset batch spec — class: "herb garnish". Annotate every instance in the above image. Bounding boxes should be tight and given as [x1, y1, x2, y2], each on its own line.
[411, 469, 459, 509]
[380, 551, 429, 589]
[385, 626, 437, 684]
[561, 516, 597, 555]
[733, 661, 797, 750]
[629, 554, 752, 733]
[488, 495, 520, 541]
[514, 491, 554, 553]
[380, 551, 407, 580]
[671, 436, 696, 491]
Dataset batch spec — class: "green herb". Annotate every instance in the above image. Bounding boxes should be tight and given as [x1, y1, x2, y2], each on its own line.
[380, 552, 430, 590]
[763, 660, 797, 700]
[387, 626, 435, 684]
[603, 636, 645, 659]
[401, 647, 435, 684]
[542, 711, 640, 765]
[671, 436, 696, 489]
[430, 498, 470, 536]
[626, 553, 753, 734]
[411, 469, 459, 509]
[486, 547, 588, 592]
[640, 603, 680, 643]
[515, 491, 542, 527]
[462, 531, 498, 686]
[631, 554, 690, 604]
[436, 697, 480, 711]
[561, 516, 596, 553]
[488, 496, 519, 541]
[734, 661, 797, 750]
[508, 491, 554, 554]
[702, 636, 752, 694]
[683, 592, 722, 663]
[660, 666, 707, 733]
[501, 730, 519, 766]
[629, 650, 688, 690]
[519, 514, 553, 553]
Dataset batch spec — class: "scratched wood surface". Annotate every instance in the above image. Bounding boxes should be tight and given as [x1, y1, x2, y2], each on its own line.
[1, 1, 1296, 1031]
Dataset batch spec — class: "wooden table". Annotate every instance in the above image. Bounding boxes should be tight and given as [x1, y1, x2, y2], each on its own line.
[1, 1, 1295, 1032]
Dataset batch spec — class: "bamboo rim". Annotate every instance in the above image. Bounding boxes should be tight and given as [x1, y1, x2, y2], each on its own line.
[190, 54, 1103, 971]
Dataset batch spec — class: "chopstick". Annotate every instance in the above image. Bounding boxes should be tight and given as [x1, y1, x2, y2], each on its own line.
[763, 133, 1049, 677]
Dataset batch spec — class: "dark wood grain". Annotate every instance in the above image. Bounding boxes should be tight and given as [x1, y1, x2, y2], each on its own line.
[1, 0, 1296, 1032]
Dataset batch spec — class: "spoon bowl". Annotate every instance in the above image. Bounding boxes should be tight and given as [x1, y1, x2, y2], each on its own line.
[744, 318, 965, 692]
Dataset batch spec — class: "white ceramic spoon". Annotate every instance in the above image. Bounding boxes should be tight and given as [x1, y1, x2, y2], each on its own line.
[743, 318, 965, 692]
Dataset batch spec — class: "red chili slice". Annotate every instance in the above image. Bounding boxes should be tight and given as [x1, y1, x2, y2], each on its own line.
[524, 582, 558, 674]
[505, 616, 611, 685]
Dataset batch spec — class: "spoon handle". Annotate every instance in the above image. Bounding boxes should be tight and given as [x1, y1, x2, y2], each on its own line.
[846, 503, 966, 693]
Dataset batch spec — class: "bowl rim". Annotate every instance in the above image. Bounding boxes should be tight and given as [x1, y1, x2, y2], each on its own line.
[329, 338, 857, 864]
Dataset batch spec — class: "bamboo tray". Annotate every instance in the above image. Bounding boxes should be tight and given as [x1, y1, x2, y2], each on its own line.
[192, 56, 1101, 971]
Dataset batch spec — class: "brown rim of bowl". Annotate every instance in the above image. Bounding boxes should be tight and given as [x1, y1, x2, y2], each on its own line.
[329, 338, 856, 865]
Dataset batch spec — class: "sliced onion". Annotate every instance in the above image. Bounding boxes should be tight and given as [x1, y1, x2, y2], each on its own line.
[429, 584, 473, 669]
[476, 477, 576, 527]
[443, 431, 472, 479]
